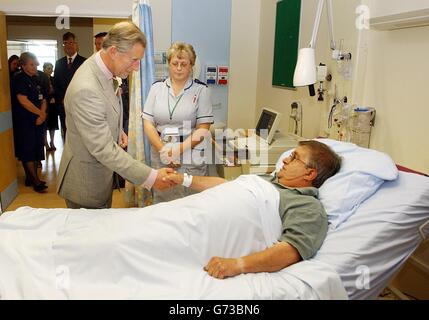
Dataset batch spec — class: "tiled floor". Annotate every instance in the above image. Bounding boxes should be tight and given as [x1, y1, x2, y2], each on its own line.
[5, 133, 127, 212]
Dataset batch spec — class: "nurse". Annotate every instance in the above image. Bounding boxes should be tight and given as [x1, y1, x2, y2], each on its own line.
[143, 42, 213, 203]
[11, 52, 48, 192]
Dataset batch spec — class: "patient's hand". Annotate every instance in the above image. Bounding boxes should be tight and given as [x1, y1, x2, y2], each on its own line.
[204, 257, 242, 279]
[153, 168, 177, 190]
[164, 172, 184, 185]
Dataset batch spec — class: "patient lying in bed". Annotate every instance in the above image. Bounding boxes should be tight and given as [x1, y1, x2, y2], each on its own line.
[0, 140, 342, 299]
[166, 140, 341, 280]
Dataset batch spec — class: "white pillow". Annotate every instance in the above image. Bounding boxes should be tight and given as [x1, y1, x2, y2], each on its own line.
[273, 139, 398, 228]
[313, 171, 429, 299]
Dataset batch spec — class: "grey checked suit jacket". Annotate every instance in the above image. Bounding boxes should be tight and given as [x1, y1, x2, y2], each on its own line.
[57, 54, 152, 208]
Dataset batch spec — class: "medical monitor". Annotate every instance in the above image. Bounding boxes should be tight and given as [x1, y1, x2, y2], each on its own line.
[256, 107, 282, 144]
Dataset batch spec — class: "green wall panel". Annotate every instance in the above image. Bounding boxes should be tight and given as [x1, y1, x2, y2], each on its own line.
[272, 0, 301, 89]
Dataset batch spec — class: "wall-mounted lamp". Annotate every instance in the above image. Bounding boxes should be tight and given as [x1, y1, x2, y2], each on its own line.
[293, 0, 352, 95]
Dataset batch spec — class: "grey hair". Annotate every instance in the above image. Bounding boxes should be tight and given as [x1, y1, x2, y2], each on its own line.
[43, 62, 53, 70]
[102, 21, 147, 53]
[19, 52, 38, 66]
[299, 140, 342, 188]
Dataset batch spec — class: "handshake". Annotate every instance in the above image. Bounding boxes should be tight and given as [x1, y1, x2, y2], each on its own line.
[152, 168, 184, 190]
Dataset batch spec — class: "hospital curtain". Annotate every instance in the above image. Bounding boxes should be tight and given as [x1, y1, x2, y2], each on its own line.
[123, 0, 156, 207]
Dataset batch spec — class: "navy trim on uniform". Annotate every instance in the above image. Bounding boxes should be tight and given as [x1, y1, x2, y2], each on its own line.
[143, 111, 154, 117]
[152, 79, 166, 86]
[184, 79, 194, 91]
[196, 115, 214, 120]
[194, 79, 208, 87]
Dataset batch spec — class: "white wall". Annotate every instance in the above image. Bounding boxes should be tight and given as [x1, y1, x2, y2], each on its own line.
[0, 0, 133, 17]
[354, 25, 429, 172]
[150, 0, 171, 52]
[367, 0, 429, 18]
[227, 0, 262, 130]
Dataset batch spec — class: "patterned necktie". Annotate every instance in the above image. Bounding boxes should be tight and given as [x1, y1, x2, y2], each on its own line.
[67, 57, 72, 69]
[113, 78, 119, 94]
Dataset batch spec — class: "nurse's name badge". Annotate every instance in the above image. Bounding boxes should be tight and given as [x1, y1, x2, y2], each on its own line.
[162, 127, 180, 143]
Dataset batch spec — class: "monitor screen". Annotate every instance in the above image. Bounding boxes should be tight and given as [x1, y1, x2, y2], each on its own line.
[256, 109, 276, 136]
[255, 107, 282, 144]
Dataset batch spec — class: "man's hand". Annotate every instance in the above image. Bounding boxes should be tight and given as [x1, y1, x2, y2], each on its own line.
[119, 131, 128, 149]
[164, 172, 184, 185]
[204, 257, 243, 279]
[152, 168, 177, 190]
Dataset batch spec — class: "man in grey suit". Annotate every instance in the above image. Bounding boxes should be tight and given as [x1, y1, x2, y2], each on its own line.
[57, 21, 175, 209]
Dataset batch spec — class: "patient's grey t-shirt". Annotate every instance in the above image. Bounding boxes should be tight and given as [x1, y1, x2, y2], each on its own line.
[259, 175, 328, 260]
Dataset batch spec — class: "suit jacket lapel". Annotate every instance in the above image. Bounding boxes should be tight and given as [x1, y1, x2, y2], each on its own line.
[87, 56, 120, 115]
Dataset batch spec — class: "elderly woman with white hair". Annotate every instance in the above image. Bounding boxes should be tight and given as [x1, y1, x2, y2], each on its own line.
[11, 52, 48, 192]
[143, 42, 214, 203]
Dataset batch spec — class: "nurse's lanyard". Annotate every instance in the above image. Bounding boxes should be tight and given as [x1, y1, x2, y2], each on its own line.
[168, 88, 184, 120]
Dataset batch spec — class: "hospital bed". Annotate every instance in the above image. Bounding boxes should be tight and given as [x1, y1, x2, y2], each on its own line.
[314, 167, 429, 299]
[0, 140, 428, 300]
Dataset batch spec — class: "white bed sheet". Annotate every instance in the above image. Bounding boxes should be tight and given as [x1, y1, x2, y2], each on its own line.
[2, 170, 427, 300]
[312, 171, 429, 299]
[0, 175, 347, 300]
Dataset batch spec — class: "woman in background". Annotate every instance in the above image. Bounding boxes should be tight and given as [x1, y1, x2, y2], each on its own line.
[143, 42, 213, 203]
[43, 62, 58, 151]
[11, 52, 48, 192]
[8, 55, 20, 78]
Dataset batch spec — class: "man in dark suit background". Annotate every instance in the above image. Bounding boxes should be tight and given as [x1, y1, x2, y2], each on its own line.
[54, 32, 86, 138]
[94, 32, 108, 52]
